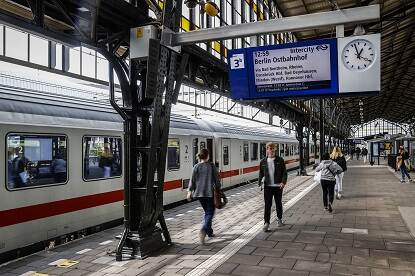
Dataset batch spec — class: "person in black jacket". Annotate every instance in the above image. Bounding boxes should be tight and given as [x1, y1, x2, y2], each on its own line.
[258, 142, 288, 232]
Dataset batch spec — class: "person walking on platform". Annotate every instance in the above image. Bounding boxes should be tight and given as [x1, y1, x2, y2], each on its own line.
[316, 152, 343, 213]
[355, 147, 361, 160]
[361, 147, 368, 164]
[258, 142, 288, 232]
[396, 146, 413, 183]
[350, 148, 355, 160]
[330, 147, 347, 200]
[187, 148, 221, 244]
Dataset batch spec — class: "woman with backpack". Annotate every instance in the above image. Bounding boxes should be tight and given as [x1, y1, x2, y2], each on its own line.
[187, 148, 221, 245]
[330, 147, 347, 200]
[316, 152, 343, 213]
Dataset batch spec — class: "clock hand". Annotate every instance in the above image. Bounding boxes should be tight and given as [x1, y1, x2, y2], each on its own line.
[358, 47, 364, 57]
[361, 57, 371, 62]
[353, 44, 361, 59]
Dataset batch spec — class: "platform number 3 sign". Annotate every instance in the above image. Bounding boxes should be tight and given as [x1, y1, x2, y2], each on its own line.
[230, 54, 245, 70]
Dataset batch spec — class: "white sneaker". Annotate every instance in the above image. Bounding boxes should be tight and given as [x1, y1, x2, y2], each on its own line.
[277, 219, 284, 227]
[400, 179, 405, 183]
[199, 230, 206, 245]
[263, 223, 270, 232]
[337, 193, 342, 200]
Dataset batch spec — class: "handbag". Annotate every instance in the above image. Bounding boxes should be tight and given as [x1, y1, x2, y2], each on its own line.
[211, 163, 227, 209]
[313, 170, 321, 183]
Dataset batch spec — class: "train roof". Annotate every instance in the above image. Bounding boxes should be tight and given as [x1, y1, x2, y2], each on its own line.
[0, 85, 296, 142]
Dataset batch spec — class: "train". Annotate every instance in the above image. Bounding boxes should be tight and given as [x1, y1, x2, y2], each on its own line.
[0, 87, 318, 263]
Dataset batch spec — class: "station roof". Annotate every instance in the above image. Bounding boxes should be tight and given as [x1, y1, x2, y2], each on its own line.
[276, 0, 415, 125]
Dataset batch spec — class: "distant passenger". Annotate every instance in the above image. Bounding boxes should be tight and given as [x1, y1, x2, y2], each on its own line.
[396, 146, 412, 183]
[187, 148, 221, 245]
[316, 152, 343, 213]
[330, 147, 347, 200]
[350, 148, 355, 160]
[51, 152, 67, 183]
[99, 147, 113, 178]
[258, 142, 287, 232]
[361, 147, 368, 164]
[355, 147, 361, 160]
[12, 147, 29, 188]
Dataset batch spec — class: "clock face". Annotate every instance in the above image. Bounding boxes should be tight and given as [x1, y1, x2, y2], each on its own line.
[342, 39, 376, 71]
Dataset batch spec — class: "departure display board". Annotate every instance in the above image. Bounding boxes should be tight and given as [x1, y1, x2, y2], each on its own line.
[229, 38, 339, 99]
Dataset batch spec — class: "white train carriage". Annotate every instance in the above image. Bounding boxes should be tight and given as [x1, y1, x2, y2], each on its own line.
[0, 88, 308, 262]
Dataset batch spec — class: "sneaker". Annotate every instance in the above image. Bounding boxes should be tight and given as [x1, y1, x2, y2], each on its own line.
[324, 206, 328, 211]
[338, 193, 342, 200]
[263, 223, 270, 232]
[277, 219, 284, 227]
[207, 233, 215, 238]
[199, 230, 206, 245]
[328, 204, 333, 213]
[400, 179, 405, 183]
[336, 193, 340, 200]
[410, 179, 413, 183]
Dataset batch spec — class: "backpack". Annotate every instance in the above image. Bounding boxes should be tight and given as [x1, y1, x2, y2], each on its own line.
[336, 156, 347, 172]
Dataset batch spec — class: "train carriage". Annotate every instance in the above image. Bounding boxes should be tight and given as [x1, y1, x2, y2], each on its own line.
[0, 88, 312, 262]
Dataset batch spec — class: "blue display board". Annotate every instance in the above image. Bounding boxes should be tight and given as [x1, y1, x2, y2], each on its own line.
[228, 38, 339, 100]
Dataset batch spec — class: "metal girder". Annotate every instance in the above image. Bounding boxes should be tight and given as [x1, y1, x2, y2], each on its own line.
[169, 5, 380, 46]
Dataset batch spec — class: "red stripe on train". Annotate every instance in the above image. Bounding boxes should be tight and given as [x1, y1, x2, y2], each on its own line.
[0, 190, 124, 228]
[220, 169, 239, 178]
[242, 165, 260, 174]
[164, 179, 182, 191]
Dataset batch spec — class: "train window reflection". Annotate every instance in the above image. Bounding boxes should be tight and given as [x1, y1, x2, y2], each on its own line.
[259, 143, 266, 159]
[83, 136, 122, 180]
[251, 142, 258, 161]
[223, 145, 229, 166]
[243, 143, 249, 162]
[167, 138, 180, 170]
[6, 134, 68, 190]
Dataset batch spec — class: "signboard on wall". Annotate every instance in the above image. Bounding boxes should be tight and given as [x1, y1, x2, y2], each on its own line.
[228, 34, 380, 100]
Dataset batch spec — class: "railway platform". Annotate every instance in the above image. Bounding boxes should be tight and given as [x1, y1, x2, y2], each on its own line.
[3, 159, 415, 276]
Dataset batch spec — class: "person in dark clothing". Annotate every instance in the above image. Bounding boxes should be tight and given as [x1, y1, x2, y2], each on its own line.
[187, 148, 221, 244]
[397, 146, 412, 183]
[350, 148, 355, 160]
[12, 147, 29, 188]
[316, 152, 343, 213]
[258, 142, 288, 232]
[361, 147, 368, 164]
[355, 147, 361, 160]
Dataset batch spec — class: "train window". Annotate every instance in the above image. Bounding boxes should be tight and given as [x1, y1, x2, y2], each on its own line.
[167, 138, 180, 170]
[280, 144, 284, 157]
[285, 144, 289, 156]
[6, 134, 68, 190]
[260, 143, 266, 159]
[251, 143, 258, 161]
[223, 145, 229, 165]
[83, 136, 122, 180]
[200, 141, 206, 151]
[243, 143, 249, 162]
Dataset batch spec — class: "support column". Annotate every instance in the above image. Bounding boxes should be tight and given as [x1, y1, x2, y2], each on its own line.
[305, 127, 310, 166]
[296, 123, 307, 175]
[319, 99, 324, 163]
[312, 130, 318, 165]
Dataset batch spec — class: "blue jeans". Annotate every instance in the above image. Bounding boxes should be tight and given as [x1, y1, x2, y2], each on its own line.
[199, 197, 215, 237]
[400, 164, 411, 180]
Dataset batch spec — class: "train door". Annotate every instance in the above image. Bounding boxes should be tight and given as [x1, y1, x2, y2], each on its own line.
[221, 139, 231, 188]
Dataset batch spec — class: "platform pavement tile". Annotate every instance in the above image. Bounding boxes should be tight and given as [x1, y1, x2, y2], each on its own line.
[258, 256, 296, 269]
[274, 241, 306, 251]
[335, 246, 370, 256]
[304, 244, 337, 253]
[214, 262, 239, 274]
[61, 269, 91, 276]
[230, 264, 272, 276]
[371, 268, 413, 276]
[331, 263, 371, 276]
[269, 268, 309, 276]
[251, 247, 286, 258]
[315, 226, 342, 233]
[353, 239, 386, 250]
[176, 259, 203, 268]
[98, 265, 128, 274]
[236, 245, 256, 255]
[227, 253, 264, 265]
[386, 241, 415, 253]
[293, 260, 332, 273]
[283, 249, 317, 261]
[323, 237, 354, 247]
[290, 225, 317, 231]
[247, 239, 277, 249]
[294, 234, 324, 244]
[316, 253, 351, 264]
[351, 255, 389, 268]
[326, 233, 354, 240]
[266, 231, 299, 242]
[389, 258, 415, 272]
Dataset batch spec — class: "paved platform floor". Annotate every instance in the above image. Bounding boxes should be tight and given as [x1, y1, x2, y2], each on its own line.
[3, 159, 415, 276]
